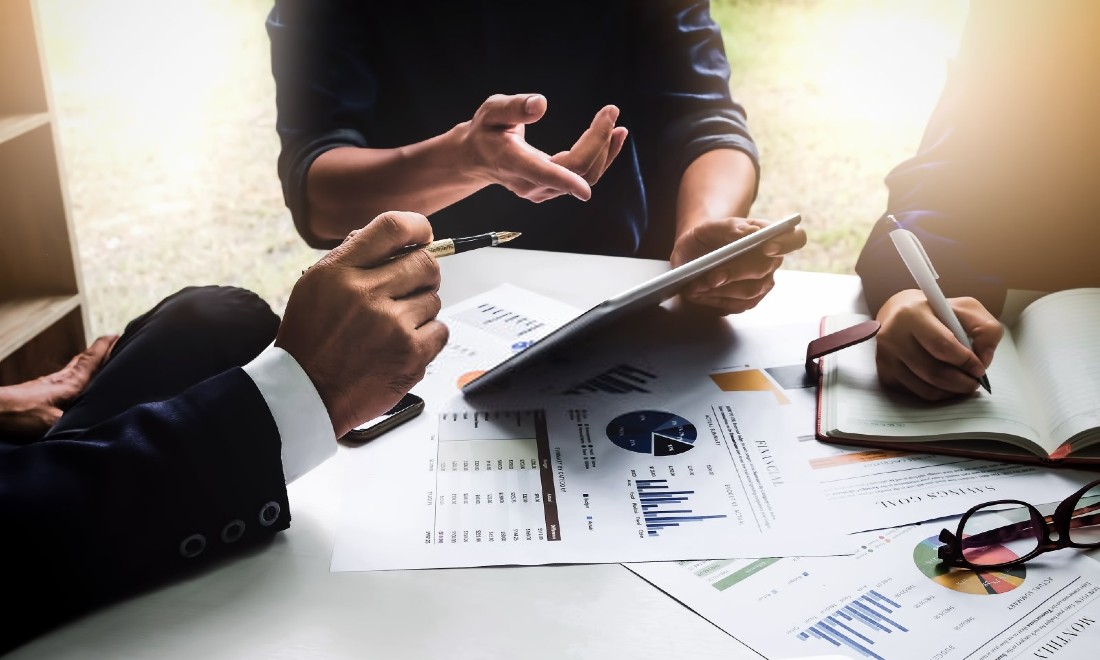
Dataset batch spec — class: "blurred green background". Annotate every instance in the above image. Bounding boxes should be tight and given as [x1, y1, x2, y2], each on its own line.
[37, 0, 969, 337]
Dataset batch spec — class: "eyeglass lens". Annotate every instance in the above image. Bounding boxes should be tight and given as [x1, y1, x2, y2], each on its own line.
[1068, 482, 1100, 545]
[958, 505, 1044, 567]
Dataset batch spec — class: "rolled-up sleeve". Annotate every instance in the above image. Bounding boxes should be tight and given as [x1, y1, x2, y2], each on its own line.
[634, 0, 760, 195]
[267, 0, 374, 248]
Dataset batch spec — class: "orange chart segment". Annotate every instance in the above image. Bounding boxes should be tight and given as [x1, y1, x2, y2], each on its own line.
[912, 535, 1026, 595]
[709, 369, 790, 405]
[809, 449, 910, 470]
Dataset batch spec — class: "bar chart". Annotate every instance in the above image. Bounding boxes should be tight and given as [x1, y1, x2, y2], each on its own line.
[634, 478, 728, 537]
[796, 589, 908, 660]
[450, 302, 550, 340]
[563, 363, 658, 395]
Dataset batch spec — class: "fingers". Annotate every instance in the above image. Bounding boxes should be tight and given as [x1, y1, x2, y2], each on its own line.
[953, 300, 1004, 368]
[671, 218, 788, 315]
[874, 292, 1002, 400]
[393, 286, 444, 330]
[681, 274, 776, 315]
[0, 406, 64, 443]
[470, 94, 610, 202]
[504, 143, 593, 201]
[605, 127, 628, 173]
[559, 106, 619, 180]
[674, 217, 759, 267]
[67, 334, 119, 378]
[761, 224, 808, 257]
[279, 212, 448, 437]
[325, 211, 435, 269]
[550, 107, 629, 190]
[477, 93, 547, 127]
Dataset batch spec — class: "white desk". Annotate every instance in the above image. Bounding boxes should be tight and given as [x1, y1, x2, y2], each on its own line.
[12, 250, 863, 660]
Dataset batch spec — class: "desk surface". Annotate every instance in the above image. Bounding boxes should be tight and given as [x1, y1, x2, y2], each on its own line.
[13, 250, 863, 660]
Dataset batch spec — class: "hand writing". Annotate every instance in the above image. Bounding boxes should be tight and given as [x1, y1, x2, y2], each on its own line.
[874, 289, 1002, 400]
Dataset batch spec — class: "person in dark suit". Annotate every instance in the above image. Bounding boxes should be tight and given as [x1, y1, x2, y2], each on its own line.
[854, 0, 1100, 400]
[0, 211, 449, 653]
[266, 0, 807, 316]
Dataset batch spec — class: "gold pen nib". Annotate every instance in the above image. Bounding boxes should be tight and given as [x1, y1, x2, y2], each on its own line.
[493, 231, 522, 246]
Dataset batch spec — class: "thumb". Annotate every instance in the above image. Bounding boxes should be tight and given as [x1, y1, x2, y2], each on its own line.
[324, 211, 434, 269]
[953, 302, 1004, 369]
[479, 93, 547, 127]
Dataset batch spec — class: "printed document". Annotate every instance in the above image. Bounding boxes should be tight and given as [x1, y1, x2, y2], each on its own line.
[330, 285, 851, 570]
[628, 518, 1100, 660]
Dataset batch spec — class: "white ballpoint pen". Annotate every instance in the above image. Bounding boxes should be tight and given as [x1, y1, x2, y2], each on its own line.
[887, 215, 992, 393]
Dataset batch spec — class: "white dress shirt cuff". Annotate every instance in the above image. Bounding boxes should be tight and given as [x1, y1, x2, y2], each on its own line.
[242, 345, 337, 484]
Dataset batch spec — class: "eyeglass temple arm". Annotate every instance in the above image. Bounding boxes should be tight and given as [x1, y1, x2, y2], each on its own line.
[952, 506, 1100, 548]
[955, 518, 1037, 547]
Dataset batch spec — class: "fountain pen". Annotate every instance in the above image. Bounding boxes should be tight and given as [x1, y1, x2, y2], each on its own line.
[419, 231, 521, 258]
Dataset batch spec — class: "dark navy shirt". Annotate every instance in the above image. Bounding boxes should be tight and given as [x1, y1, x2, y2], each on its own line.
[267, 1, 758, 258]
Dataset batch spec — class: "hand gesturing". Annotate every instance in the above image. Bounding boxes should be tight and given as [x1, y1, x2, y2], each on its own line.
[460, 93, 628, 203]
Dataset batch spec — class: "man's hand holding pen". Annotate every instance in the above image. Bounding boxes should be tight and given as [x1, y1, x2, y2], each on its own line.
[279, 211, 451, 438]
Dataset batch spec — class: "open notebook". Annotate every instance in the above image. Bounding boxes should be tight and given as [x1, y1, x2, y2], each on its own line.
[816, 288, 1100, 466]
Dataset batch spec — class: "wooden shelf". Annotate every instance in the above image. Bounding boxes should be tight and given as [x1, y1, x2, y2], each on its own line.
[0, 0, 87, 383]
[0, 112, 49, 145]
[0, 294, 82, 362]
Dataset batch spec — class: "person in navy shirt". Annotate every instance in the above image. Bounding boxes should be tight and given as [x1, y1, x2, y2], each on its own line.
[267, 0, 806, 315]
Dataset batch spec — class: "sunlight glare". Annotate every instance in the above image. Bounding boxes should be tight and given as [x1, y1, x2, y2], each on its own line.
[44, 0, 236, 169]
[813, 1, 970, 128]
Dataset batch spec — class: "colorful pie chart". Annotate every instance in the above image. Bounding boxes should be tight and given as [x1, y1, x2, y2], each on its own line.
[912, 534, 1026, 595]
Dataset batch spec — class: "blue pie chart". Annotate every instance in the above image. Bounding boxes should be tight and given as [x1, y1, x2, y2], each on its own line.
[606, 410, 697, 456]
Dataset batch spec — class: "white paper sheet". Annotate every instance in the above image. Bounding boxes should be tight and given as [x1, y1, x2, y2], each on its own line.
[329, 285, 1095, 571]
[330, 286, 853, 570]
[628, 517, 1100, 660]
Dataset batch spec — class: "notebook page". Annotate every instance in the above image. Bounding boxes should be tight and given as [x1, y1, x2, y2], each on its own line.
[1011, 288, 1100, 450]
[822, 314, 1048, 454]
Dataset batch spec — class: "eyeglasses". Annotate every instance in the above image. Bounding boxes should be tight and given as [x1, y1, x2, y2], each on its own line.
[937, 479, 1100, 570]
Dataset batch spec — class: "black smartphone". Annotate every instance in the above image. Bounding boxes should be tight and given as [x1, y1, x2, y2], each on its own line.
[340, 393, 425, 445]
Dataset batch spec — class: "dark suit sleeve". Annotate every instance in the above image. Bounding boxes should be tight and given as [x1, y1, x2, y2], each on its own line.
[0, 368, 290, 652]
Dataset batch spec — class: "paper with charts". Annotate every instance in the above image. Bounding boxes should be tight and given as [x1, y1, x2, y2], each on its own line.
[330, 284, 855, 571]
[628, 515, 1100, 660]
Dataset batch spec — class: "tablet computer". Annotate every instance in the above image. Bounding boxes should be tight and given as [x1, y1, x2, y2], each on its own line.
[461, 212, 802, 395]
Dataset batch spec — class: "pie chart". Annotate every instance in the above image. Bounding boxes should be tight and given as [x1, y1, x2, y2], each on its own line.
[912, 534, 1026, 595]
[606, 410, 696, 456]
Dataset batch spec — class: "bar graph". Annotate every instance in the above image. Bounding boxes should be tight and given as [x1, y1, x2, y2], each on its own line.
[563, 363, 658, 395]
[797, 590, 908, 660]
[450, 302, 550, 340]
[635, 479, 727, 537]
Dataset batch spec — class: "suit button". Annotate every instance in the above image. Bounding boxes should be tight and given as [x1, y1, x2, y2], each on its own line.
[179, 533, 206, 558]
[221, 519, 246, 543]
[258, 501, 281, 527]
